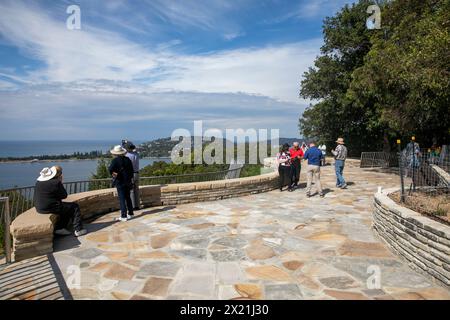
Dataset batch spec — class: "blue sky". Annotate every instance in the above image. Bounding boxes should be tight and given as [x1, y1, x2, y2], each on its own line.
[0, 0, 355, 140]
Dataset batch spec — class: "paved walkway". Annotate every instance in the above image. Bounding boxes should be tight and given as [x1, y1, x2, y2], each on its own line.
[2, 163, 450, 300]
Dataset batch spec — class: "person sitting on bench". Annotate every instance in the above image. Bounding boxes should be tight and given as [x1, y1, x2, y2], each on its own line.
[34, 166, 87, 237]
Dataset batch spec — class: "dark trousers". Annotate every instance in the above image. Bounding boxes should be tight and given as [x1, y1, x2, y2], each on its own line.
[278, 165, 293, 190]
[291, 159, 301, 186]
[55, 202, 83, 232]
[117, 184, 134, 217]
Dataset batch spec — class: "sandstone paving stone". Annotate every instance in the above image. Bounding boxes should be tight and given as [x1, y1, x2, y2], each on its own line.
[136, 261, 181, 279]
[212, 236, 248, 249]
[234, 283, 263, 299]
[133, 251, 174, 260]
[173, 236, 211, 249]
[183, 261, 216, 275]
[104, 251, 130, 261]
[171, 249, 207, 261]
[71, 248, 103, 260]
[85, 232, 110, 243]
[362, 288, 387, 297]
[116, 280, 142, 294]
[103, 264, 136, 281]
[282, 260, 304, 271]
[210, 249, 246, 262]
[245, 265, 292, 282]
[338, 239, 390, 257]
[150, 232, 178, 249]
[265, 284, 303, 300]
[189, 223, 216, 230]
[324, 289, 369, 300]
[318, 276, 359, 290]
[141, 277, 172, 297]
[110, 291, 131, 300]
[217, 285, 240, 300]
[170, 274, 215, 297]
[297, 274, 322, 291]
[216, 262, 246, 284]
[246, 244, 276, 260]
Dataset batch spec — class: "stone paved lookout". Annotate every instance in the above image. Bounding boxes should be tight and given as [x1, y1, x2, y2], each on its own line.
[1, 160, 449, 300]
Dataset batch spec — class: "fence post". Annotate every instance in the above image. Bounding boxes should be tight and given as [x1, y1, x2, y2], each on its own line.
[397, 140, 405, 203]
[1, 197, 12, 264]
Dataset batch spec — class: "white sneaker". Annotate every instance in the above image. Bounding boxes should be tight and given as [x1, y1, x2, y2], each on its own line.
[54, 228, 71, 236]
[74, 229, 87, 237]
[127, 214, 134, 220]
[115, 216, 128, 222]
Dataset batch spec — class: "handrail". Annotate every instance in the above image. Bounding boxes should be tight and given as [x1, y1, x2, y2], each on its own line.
[0, 167, 240, 192]
[0, 196, 11, 264]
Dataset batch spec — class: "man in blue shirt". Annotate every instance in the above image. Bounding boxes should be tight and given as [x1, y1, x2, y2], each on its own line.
[303, 141, 324, 198]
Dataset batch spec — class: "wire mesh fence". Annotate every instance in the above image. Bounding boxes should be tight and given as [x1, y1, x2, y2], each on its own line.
[360, 151, 398, 168]
[395, 144, 450, 225]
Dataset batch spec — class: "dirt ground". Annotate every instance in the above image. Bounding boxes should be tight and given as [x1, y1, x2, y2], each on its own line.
[390, 190, 450, 225]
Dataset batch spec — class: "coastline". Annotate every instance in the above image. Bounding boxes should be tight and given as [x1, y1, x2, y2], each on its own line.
[0, 158, 106, 164]
[0, 156, 172, 164]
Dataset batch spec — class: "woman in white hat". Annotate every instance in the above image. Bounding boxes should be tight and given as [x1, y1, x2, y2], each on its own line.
[34, 166, 87, 237]
[109, 145, 135, 221]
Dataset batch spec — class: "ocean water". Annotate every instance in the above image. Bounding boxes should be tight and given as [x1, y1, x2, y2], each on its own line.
[0, 140, 169, 189]
[0, 158, 170, 189]
[0, 140, 129, 158]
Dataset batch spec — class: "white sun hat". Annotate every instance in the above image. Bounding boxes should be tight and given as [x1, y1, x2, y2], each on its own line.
[110, 145, 127, 155]
[37, 167, 58, 182]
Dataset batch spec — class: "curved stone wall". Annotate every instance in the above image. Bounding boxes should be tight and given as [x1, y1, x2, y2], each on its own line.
[373, 188, 450, 289]
[10, 171, 279, 261]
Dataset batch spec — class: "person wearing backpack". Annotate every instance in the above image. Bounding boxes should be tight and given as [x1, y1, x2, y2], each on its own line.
[109, 145, 135, 221]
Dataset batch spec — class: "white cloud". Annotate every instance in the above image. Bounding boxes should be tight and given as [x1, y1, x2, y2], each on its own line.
[0, 0, 323, 139]
[0, 0, 319, 103]
[0, 0, 159, 83]
[0, 88, 306, 139]
[153, 40, 320, 103]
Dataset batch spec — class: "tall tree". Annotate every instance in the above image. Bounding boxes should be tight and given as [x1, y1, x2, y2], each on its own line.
[300, 0, 450, 155]
[349, 0, 450, 146]
[299, 0, 381, 155]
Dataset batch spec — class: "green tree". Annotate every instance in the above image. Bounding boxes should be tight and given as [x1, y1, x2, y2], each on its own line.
[299, 0, 382, 156]
[349, 0, 450, 146]
[89, 158, 112, 190]
[300, 0, 450, 154]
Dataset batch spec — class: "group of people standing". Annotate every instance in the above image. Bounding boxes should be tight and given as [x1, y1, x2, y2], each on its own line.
[33, 139, 141, 237]
[276, 138, 348, 198]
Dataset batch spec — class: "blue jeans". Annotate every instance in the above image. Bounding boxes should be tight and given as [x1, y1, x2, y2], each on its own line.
[335, 160, 346, 186]
[116, 184, 134, 217]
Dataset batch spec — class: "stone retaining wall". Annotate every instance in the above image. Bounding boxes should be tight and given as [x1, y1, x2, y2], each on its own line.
[10, 171, 279, 261]
[373, 188, 450, 289]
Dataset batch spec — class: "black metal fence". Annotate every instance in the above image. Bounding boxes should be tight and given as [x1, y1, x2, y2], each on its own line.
[393, 143, 450, 224]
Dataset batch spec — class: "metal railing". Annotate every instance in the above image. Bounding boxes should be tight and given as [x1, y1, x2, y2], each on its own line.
[0, 197, 12, 264]
[0, 167, 242, 229]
